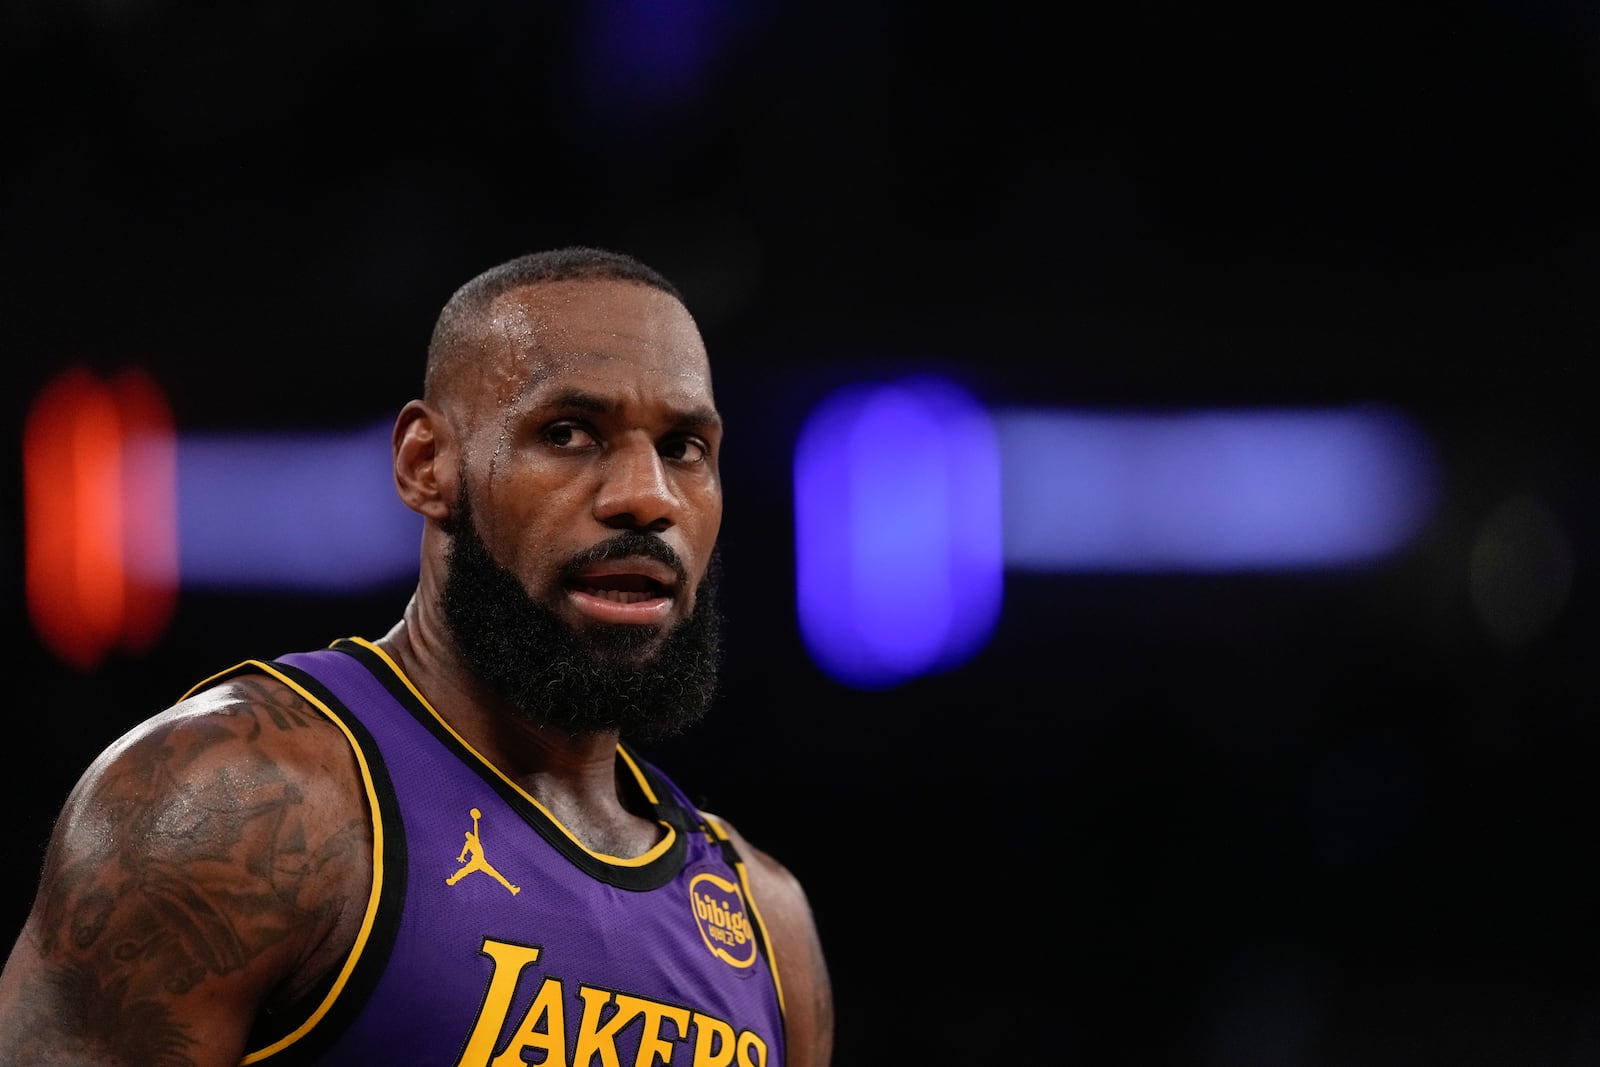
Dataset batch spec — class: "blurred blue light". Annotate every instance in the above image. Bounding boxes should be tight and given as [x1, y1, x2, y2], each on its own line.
[793, 377, 1004, 691]
[576, 0, 758, 125]
[793, 383, 1440, 690]
[996, 406, 1437, 571]
[177, 421, 419, 590]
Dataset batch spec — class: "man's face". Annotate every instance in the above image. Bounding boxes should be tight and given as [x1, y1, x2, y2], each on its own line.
[436, 278, 726, 738]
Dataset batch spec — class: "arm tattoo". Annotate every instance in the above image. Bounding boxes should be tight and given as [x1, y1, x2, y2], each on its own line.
[14, 680, 365, 1064]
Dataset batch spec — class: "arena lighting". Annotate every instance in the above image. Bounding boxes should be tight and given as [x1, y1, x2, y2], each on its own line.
[176, 424, 419, 590]
[575, 0, 747, 123]
[23, 368, 420, 669]
[995, 406, 1438, 572]
[793, 376, 1439, 691]
[24, 367, 178, 670]
[793, 377, 1005, 694]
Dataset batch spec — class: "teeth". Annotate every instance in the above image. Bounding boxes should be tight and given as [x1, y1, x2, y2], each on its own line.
[588, 587, 655, 604]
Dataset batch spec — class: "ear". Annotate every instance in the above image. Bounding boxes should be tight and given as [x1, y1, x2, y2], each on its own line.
[393, 400, 454, 521]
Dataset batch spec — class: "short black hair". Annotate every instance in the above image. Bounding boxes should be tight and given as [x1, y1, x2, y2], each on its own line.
[424, 246, 685, 397]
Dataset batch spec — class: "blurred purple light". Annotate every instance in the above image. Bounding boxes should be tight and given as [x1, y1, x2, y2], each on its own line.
[793, 377, 1004, 691]
[996, 407, 1437, 571]
[793, 381, 1440, 690]
[576, 0, 762, 125]
[177, 421, 419, 590]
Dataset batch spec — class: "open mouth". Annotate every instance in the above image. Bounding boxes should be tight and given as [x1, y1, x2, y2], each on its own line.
[562, 544, 683, 624]
[570, 573, 670, 604]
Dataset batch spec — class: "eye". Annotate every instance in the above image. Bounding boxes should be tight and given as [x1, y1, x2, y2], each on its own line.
[544, 422, 599, 449]
[660, 436, 709, 464]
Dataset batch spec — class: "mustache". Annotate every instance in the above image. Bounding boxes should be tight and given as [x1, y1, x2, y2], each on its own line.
[559, 532, 688, 587]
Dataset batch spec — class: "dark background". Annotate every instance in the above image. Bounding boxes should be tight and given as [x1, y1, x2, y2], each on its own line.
[4, 2, 1598, 1062]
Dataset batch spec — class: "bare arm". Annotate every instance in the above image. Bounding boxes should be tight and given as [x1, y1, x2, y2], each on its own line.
[0, 676, 371, 1067]
[714, 817, 834, 1067]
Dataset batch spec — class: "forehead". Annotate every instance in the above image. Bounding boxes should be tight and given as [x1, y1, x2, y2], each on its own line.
[480, 278, 714, 407]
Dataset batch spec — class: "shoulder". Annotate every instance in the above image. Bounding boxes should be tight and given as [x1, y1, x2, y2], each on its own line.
[0, 671, 372, 1063]
[706, 813, 835, 1067]
[88, 671, 368, 854]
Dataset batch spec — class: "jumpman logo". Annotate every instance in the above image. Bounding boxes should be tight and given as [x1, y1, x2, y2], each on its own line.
[446, 807, 521, 895]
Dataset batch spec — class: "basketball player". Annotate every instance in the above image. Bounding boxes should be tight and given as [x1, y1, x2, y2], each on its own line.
[0, 247, 834, 1066]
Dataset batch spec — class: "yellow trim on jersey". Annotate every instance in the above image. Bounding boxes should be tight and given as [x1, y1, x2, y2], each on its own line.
[181, 657, 388, 1066]
[616, 744, 662, 805]
[349, 636, 678, 868]
[701, 813, 788, 1019]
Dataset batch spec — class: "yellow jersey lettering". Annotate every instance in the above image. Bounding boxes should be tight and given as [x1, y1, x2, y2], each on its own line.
[452, 940, 770, 1067]
[492, 977, 570, 1067]
[573, 986, 638, 1067]
[618, 993, 689, 1067]
[735, 1029, 768, 1067]
[455, 939, 544, 1066]
[689, 1012, 735, 1067]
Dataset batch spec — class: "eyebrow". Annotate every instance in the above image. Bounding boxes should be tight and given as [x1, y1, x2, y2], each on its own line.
[537, 386, 722, 432]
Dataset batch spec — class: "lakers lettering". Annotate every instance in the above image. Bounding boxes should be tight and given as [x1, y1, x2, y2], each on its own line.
[454, 936, 771, 1067]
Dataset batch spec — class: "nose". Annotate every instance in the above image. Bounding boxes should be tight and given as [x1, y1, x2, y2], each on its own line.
[594, 437, 677, 533]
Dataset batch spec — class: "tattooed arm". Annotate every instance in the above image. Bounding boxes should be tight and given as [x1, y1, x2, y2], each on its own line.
[0, 675, 372, 1067]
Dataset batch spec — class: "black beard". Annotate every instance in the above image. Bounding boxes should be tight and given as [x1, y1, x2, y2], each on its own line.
[439, 488, 722, 743]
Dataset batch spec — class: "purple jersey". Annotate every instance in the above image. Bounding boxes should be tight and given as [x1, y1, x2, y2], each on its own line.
[191, 637, 787, 1066]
